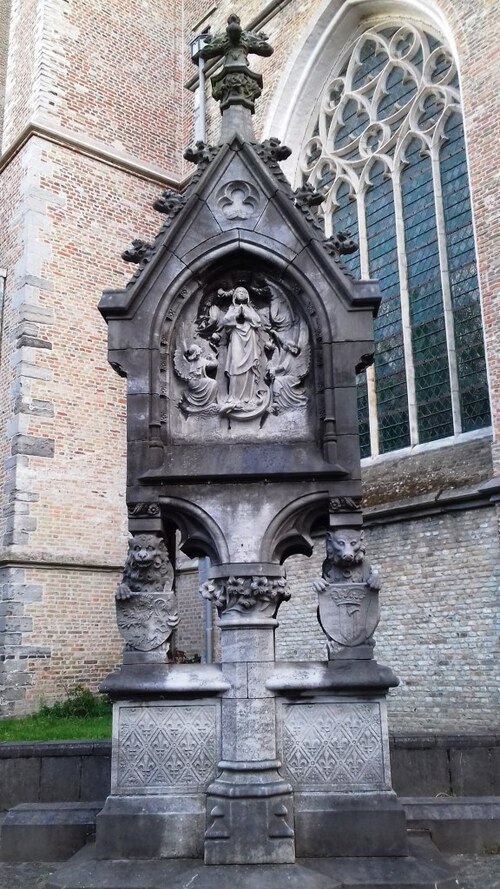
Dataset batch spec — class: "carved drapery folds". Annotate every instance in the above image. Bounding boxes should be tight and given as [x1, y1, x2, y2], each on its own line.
[115, 534, 179, 653]
[314, 528, 380, 658]
[201, 574, 290, 617]
[171, 277, 311, 424]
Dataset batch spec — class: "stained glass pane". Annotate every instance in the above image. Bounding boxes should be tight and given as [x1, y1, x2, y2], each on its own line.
[356, 371, 371, 458]
[377, 65, 417, 118]
[440, 113, 491, 430]
[302, 22, 490, 454]
[334, 99, 370, 149]
[365, 160, 410, 451]
[352, 38, 387, 88]
[331, 181, 361, 277]
[401, 138, 454, 441]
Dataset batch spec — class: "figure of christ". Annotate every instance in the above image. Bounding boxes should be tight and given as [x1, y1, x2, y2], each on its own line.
[221, 287, 267, 412]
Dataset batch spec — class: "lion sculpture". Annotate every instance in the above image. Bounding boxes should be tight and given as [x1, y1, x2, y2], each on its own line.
[116, 533, 174, 601]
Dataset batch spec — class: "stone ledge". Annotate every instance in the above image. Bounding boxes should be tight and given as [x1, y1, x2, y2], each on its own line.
[403, 798, 500, 853]
[0, 802, 102, 862]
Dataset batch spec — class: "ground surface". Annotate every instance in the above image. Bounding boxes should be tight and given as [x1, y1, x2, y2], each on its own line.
[0, 855, 498, 889]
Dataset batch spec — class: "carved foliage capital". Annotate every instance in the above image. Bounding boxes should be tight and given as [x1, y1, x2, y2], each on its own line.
[200, 574, 290, 615]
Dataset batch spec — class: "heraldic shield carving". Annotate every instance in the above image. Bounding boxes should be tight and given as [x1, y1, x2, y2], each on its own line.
[317, 582, 379, 647]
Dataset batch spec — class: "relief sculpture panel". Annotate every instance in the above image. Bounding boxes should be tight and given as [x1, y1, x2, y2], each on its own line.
[168, 276, 313, 442]
[280, 701, 386, 791]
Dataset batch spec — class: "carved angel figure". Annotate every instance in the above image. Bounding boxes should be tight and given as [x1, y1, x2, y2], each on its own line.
[266, 295, 310, 413]
[173, 342, 218, 415]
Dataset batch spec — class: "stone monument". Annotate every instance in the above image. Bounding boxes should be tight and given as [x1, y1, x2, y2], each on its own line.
[49, 16, 461, 889]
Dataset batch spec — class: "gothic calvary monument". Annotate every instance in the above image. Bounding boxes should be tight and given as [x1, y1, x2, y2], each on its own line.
[51, 15, 461, 889]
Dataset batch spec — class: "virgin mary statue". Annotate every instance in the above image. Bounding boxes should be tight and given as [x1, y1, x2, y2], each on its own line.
[221, 287, 266, 412]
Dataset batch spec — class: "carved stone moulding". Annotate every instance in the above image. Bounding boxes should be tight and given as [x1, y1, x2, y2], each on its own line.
[201, 573, 290, 620]
[328, 495, 363, 529]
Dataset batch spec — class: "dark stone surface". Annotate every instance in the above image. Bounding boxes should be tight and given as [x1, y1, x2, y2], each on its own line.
[294, 792, 408, 858]
[403, 798, 500, 853]
[449, 747, 499, 796]
[0, 755, 41, 809]
[42, 836, 463, 889]
[390, 744, 451, 796]
[40, 758, 80, 804]
[1, 804, 101, 862]
[0, 742, 111, 810]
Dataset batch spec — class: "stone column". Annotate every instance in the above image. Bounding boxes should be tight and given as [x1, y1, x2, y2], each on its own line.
[202, 566, 295, 865]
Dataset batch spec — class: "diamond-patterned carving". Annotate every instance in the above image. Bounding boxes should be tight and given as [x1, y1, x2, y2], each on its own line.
[281, 702, 386, 790]
[116, 704, 218, 792]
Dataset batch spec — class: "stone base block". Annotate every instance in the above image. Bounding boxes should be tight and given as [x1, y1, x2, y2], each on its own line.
[294, 791, 409, 857]
[94, 795, 204, 859]
[204, 790, 295, 864]
[403, 797, 500, 853]
[1, 803, 102, 862]
[46, 837, 462, 889]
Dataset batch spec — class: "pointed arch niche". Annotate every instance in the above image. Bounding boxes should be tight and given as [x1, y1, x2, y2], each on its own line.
[270, 4, 491, 457]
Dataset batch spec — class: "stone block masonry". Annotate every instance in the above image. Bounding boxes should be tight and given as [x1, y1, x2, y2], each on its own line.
[276, 503, 500, 732]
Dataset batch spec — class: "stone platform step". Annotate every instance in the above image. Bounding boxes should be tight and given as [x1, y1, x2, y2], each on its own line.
[0, 802, 102, 862]
[3, 798, 499, 863]
[403, 797, 500, 853]
[46, 836, 461, 889]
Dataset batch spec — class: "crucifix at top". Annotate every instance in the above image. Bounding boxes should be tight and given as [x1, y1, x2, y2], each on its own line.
[194, 14, 274, 141]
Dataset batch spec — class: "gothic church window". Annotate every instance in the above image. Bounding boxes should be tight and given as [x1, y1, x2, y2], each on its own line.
[299, 23, 490, 457]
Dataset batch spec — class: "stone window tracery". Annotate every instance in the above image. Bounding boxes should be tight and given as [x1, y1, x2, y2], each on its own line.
[299, 22, 490, 457]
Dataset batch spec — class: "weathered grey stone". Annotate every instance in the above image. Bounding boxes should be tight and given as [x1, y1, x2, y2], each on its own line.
[294, 791, 408, 857]
[219, 626, 276, 663]
[221, 697, 277, 761]
[11, 435, 54, 458]
[402, 797, 500, 853]
[47, 843, 341, 889]
[44, 838, 462, 889]
[95, 795, 206, 859]
[1, 803, 102, 862]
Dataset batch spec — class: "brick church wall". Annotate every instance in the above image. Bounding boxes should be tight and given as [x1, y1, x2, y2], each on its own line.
[276, 503, 500, 732]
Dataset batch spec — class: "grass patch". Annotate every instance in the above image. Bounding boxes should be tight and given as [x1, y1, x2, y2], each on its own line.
[0, 685, 112, 742]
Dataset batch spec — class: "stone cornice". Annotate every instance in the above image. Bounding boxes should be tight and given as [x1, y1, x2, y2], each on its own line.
[0, 550, 123, 572]
[363, 477, 500, 527]
[0, 120, 190, 189]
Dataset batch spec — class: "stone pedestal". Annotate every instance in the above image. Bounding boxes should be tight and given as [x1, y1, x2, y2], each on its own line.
[270, 659, 408, 858]
[204, 607, 295, 864]
[95, 665, 229, 860]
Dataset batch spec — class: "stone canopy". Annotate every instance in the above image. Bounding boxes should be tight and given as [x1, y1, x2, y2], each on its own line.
[99, 133, 380, 566]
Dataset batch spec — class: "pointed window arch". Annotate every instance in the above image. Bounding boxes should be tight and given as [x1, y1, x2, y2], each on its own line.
[299, 22, 490, 456]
